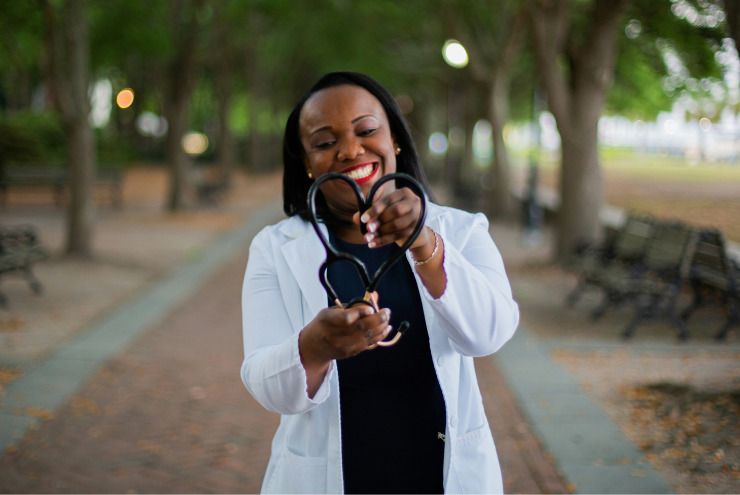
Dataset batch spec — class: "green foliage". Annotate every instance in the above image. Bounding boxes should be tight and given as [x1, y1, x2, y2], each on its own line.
[607, 0, 726, 119]
[96, 129, 135, 168]
[2, 0, 732, 170]
[0, 1, 44, 111]
[0, 112, 66, 165]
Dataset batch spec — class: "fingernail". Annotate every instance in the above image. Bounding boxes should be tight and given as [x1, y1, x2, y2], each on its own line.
[384, 308, 391, 320]
[364, 233, 374, 243]
[384, 325, 392, 336]
[361, 213, 369, 223]
[367, 222, 377, 233]
[368, 241, 376, 248]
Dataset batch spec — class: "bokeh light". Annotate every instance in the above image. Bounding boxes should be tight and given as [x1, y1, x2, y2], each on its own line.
[182, 132, 209, 155]
[428, 132, 449, 155]
[116, 88, 135, 109]
[442, 40, 469, 68]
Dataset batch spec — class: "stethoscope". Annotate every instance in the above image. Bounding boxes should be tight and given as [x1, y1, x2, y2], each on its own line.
[307, 172, 428, 348]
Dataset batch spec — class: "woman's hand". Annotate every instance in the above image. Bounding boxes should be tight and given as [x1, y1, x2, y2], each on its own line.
[354, 187, 447, 298]
[301, 304, 391, 361]
[299, 302, 391, 397]
[353, 187, 432, 251]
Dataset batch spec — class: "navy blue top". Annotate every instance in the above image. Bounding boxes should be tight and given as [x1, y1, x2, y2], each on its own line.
[327, 233, 446, 494]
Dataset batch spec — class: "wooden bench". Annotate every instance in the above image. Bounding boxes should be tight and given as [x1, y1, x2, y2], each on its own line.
[680, 229, 739, 340]
[564, 213, 655, 310]
[566, 216, 698, 339]
[0, 165, 123, 208]
[618, 221, 697, 340]
[0, 225, 48, 307]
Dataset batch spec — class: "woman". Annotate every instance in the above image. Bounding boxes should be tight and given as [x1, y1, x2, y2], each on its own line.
[241, 72, 519, 494]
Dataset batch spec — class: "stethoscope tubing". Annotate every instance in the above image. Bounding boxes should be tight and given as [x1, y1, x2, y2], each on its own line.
[306, 171, 428, 308]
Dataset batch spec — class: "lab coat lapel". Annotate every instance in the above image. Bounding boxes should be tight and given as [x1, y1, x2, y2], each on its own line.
[280, 222, 327, 324]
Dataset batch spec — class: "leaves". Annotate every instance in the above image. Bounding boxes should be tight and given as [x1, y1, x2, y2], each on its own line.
[622, 382, 740, 476]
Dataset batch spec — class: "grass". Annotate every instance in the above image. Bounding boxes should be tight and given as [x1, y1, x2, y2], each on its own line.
[511, 148, 740, 242]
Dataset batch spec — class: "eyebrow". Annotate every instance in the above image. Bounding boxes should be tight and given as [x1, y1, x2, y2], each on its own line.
[309, 114, 378, 136]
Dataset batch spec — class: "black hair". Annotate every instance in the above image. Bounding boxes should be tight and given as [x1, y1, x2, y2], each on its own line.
[282, 71, 430, 220]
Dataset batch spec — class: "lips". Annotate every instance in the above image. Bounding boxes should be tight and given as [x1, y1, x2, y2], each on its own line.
[340, 161, 380, 185]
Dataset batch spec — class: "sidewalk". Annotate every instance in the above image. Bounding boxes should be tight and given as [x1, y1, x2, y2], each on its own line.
[491, 221, 739, 494]
[0, 170, 736, 493]
[0, 169, 569, 493]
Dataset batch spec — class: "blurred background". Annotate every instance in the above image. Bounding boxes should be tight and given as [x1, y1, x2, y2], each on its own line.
[0, 0, 738, 493]
[0, 0, 737, 256]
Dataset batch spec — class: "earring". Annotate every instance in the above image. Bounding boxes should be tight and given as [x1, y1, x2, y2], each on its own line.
[395, 146, 402, 155]
[306, 169, 313, 179]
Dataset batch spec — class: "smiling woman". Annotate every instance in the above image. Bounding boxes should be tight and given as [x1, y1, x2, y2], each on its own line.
[240, 72, 520, 494]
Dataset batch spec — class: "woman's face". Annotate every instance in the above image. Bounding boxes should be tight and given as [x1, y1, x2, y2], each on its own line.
[299, 84, 397, 219]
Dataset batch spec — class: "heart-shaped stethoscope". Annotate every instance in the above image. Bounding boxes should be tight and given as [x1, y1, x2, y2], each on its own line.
[307, 172, 428, 348]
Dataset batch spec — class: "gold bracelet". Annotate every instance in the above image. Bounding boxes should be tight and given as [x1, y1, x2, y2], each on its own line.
[413, 230, 439, 266]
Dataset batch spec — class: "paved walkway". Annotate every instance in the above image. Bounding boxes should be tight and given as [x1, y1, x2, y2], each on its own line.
[0, 173, 569, 494]
[5, 170, 730, 493]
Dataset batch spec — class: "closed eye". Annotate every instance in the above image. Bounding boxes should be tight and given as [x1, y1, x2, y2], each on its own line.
[314, 140, 335, 149]
[357, 128, 377, 137]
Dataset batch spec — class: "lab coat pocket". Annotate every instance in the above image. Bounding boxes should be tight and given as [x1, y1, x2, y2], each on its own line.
[453, 423, 503, 493]
[264, 449, 327, 494]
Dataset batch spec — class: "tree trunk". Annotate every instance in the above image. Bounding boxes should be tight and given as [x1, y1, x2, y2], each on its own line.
[723, 0, 739, 50]
[557, 122, 602, 257]
[164, 0, 205, 211]
[66, 116, 95, 255]
[164, 94, 191, 210]
[489, 77, 513, 219]
[445, 78, 465, 199]
[528, 0, 628, 261]
[43, 0, 96, 257]
[212, 0, 236, 185]
[215, 73, 235, 185]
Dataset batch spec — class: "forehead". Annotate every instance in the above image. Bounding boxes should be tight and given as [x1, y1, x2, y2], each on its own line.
[299, 84, 388, 130]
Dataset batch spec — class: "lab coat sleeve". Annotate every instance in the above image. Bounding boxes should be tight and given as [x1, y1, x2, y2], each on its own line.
[240, 228, 335, 415]
[416, 211, 519, 356]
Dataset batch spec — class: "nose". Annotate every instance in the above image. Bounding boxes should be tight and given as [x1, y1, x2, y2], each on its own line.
[336, 136, 364, 161]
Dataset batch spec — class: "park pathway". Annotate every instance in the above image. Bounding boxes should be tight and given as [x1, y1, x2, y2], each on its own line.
[0, 202, 567, 494]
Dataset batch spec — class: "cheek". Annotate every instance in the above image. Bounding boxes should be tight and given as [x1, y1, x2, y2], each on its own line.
[384, 152, 398, 172]
[305, 154, 329, 173]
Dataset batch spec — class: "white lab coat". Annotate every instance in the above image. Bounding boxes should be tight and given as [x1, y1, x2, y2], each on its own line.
[241, 202, 519, 494]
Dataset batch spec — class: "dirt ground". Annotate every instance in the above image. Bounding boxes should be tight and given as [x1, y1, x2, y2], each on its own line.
[0, 166, 281, 367]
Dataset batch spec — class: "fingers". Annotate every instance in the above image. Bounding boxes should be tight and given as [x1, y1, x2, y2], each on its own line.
[357, 308, 392, 347]
[318, 306, 392, 357]
[360, 188, 422, 248]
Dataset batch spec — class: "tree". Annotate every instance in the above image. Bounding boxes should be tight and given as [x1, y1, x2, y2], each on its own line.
[529, 0, 728, 260]
[163, 0, 209, 211]
[0, 1, 44, 112]
[608, 0, 725, 121]
[721, 0, 739, 48]
[208, 1, 252, 185]
[528, 0, 630, 260]
[43, 0, 96, 257]
[448, 0, 527, 219]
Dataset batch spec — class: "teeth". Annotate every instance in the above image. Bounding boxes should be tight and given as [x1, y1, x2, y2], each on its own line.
[344, 164, 374, 180]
